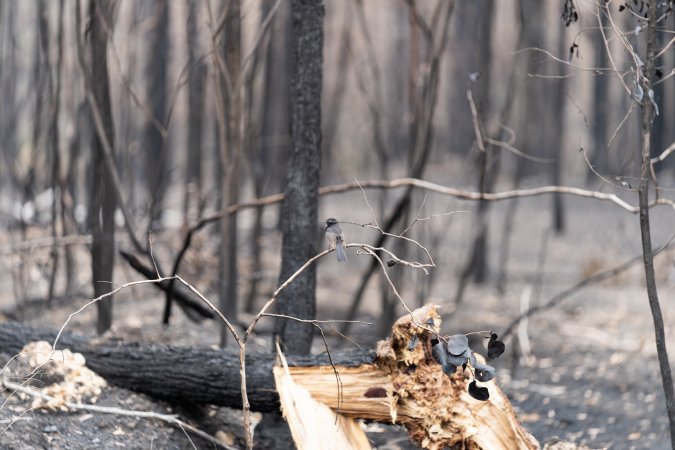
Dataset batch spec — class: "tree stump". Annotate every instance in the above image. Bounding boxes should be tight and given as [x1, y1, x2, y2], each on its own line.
[280, 304, 538, 449]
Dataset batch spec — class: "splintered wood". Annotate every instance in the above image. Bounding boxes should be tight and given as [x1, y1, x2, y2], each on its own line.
[274, 304, 539, 450]
[273, 349, 372, 450]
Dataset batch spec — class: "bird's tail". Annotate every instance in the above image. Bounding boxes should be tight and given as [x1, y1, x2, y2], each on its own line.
[336, 242, 347, 262]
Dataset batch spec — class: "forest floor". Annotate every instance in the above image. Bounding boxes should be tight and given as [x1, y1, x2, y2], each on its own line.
[1, 180, 675, 449]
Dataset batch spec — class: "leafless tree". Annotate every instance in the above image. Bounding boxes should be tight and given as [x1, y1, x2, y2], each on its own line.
[142, 0, 169, 227]
[274, 0, 324, 355]
[211, 0, 242, 346]
[81, 0, 117, 335]
[182, 0, 206, 225]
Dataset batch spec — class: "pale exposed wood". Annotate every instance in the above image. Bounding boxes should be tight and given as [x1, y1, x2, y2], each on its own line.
[274, 349, 372, 450]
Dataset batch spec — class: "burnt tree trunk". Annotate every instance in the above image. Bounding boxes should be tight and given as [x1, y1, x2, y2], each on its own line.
[182, 0, 206, 224]
[86, 0, 117, 335]
[589, 10, 610, 182]
[274, 0, 324, 355]
[550, 16, 566, 233]
[215, 0, 241, 346]
[143, 0, 169, 227]
[0, 320, 371, 412]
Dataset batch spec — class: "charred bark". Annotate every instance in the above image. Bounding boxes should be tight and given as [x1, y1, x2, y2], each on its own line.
[0, 320, 371, 412]
[143, 0, 170, 226]
[86, 0, 117, 335]
[274, 0, 324, 355]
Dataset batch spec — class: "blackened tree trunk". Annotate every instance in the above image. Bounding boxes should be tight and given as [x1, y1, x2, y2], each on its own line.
[87, 0, 117, 335]
[143, 0, 169, 227]
[274, 0, 324, 355]
[550, 19, 566, 233]
[164, 2, 205, 324]
[216, 0, 241, 347]
[45, 0, 66, 304]
[589, 10, 610, 182]
[183, 0, 206, 224]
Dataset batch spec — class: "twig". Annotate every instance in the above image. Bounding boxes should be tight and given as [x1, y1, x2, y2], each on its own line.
[514, 47, 617, 75]
[2, 380, 235, 450]
[597, 6, 632, 95]
[467, 89, 486, 153]
[244, 250, 333, 338]
[651, 141, 675, 165]
[485, 137, 555, 164]
[240, 0, 282, 86]
[607, 102, 637, 150]
[655, 34, 675, 58]
[51, 278, 176, 353]
[578, 146, 627, 189]
[353, 179, 437, 267]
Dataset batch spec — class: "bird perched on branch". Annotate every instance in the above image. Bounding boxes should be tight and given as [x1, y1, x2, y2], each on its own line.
[324, 218, 347, 262]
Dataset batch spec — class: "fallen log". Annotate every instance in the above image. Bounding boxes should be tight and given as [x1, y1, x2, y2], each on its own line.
[0, 320, 374, 411]
[0, 305, 539, 449]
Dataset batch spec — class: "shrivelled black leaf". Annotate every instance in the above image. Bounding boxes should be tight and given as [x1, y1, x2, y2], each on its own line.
[386, 259, 398, 267]
[474, 363, 496, 382]
[431, 339, 448, 366]
[468, 380, 490, 401]
[446, 353, 469, 368]
[408, 334, 419, 351]
[619, 4, 626, 11]
[446, 334, 469, 356]
[487, 333, 506, 359]
[656, 69, 663, 79]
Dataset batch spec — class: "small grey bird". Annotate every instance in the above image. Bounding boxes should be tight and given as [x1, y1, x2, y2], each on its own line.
[324, 218, 347, 262]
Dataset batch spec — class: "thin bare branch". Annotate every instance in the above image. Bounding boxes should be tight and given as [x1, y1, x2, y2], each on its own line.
[467, 89, 486, 153]
[578, 146, 627, 189]
[656, 34, 675, 58]
[227, 178, 674, 215]
[651, 141, 675, 165]
[240, 0, 282, 85]
[607, 102, 637, 149]
[485, 137, 555, 163]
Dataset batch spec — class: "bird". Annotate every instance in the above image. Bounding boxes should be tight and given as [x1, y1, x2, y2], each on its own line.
[324, 218, 347, 262]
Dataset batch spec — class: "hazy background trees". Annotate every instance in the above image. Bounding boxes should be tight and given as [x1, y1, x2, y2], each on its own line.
[0, 0, 673, 344]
